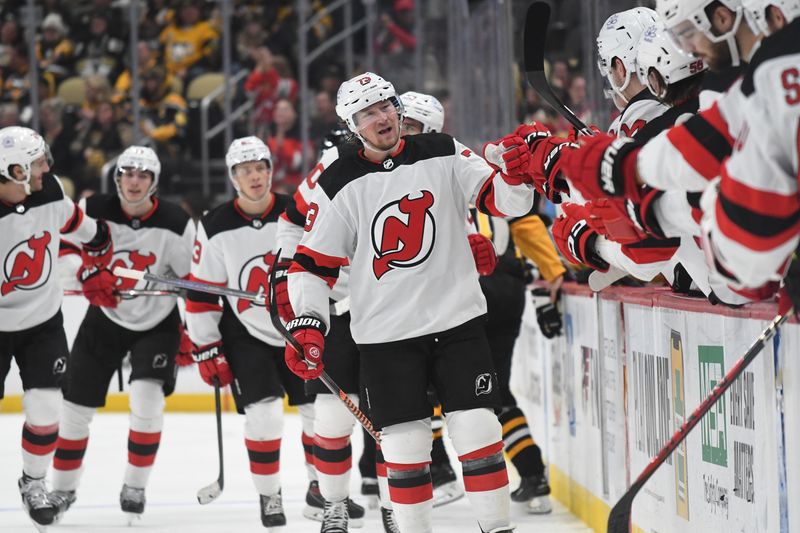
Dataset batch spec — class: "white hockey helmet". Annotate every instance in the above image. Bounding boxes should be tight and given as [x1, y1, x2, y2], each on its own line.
[741, 0, 800, 34]
[636, 22, 708, 98]
[0, 126, 50, 195]
[400, 91, 445, 133]
[225, 136, 272, 191]
[335, 72, 403, 142]
[596, 8, 660, 99]
[657, 0, 745, 64]
[115, 145, 160, 204]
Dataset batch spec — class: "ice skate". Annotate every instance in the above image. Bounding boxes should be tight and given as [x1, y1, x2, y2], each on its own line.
[303, 481, 364, 527]
[49, 489, 76, 524]
[320, 499, 348, 533]
[120, 484, 145, 524]
[380, 507, 401, 533]
[260, 492, 287, 531]
[511, 475, 552, 514]
[430, 461, 464, 507]
[19, 475, 58, 531]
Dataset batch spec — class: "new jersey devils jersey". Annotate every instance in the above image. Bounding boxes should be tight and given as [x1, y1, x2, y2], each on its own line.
[607, 89, 669, 141]
[68, 195, 194, 331]
[705, 20, 800, 289]
[289, 133, 534, 344]
[277, 146, 350, 303]
[0, 174, 98, 331]
[187, 194, 290, 347]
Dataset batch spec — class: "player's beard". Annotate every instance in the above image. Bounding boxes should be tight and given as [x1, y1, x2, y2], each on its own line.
[371, 125, 401, 152]
[703, 40, 732, 72]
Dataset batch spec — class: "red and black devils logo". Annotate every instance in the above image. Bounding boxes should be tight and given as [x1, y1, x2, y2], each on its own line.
[2, 232, 53, 296]
[619, 119, 647, 138]
[371, 190, 435, 280]
[237, 252, 273, 313]
[110, 250, 157, 293]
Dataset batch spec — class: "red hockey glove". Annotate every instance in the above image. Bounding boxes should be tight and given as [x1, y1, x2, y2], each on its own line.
[468, 233, 497, 276]
[779, 257, 800, 317]
[585, 198, 648, 244]
[619, 238, 679, 265]
[192, 341, 234, 387]
[284, 316, 325, 380]
[560, 133, 643, 202]
[482, 134, 533, 184]
[514, 121, 576, 202]
[566, 124, 602, 143]
[551, 203, 609, 271]
[175, 323, 194, 367]
[79, 267, 118, 308]
[271, 258, 295, 323]
[81, 219, 113, 269]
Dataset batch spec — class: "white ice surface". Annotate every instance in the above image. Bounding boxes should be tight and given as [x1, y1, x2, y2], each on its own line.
[0, 412, 591, 532]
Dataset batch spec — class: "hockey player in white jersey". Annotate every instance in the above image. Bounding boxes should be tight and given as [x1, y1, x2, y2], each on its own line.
[186, 136, 317, 529]
[284, 71, 534, 533]
[49, 146, 194, 522]
[0, 126, 113, 530]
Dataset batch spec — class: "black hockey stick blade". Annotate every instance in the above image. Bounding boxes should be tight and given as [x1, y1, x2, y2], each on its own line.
[267, 253, 382, 442]
[197, 377, 224, 504]
[523, 2, 593, 136]
[607, 310, 791, 532]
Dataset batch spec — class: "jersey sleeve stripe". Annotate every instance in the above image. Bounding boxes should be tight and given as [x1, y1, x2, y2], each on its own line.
[283, 195, 308, 227]
[720, 167, 799, 217]
[475, 171, 507, 217]
[60, 202, 84, 234]
[681, 115, 733, 161]
[291, 246, 346, 289]
[716, 196, 800, 251]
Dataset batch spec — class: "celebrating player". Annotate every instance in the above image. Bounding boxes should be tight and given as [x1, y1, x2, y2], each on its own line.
[50, 146, 194, 522]
[284, 71, 534, 533]
[186, 136, 317, 529]
[0, 126, 113, 529]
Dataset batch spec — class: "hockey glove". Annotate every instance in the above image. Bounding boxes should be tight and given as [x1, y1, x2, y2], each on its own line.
[778, 256, 800, 318]
[482, 134, 534, 184]
[560, 133, 643, 202]
[468, 233, 497, 276]
[515, 122, 577, 202]
[585, 198, 649, 244]
[271, 258, 295, 323]
[175, 323, 194, 367]
[81, 219, 114, 269]
[79, 267, 118, 308]
[551, 203, 610, 272]
[284, 316, 325, 380]
[536, 302, 563, 338]
[192, 341, 233, 387]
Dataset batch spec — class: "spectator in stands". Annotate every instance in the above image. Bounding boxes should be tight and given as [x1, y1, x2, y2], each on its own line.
[139, 66, 188, 159]
[235, 20, 266, 70]
[74, 0, 127, 42]
[374, 0, 417, 92]
[114, 41, 163, 101]
[0, 102, 18, 127]
[159, 2, 219, 84]
[141, 0, 175, 42]
[245, 46, 298, 135]
[36, 13, 75, 82]
[0, 44, 28, 104]
[80, 75, 113, 123]
[40, 97, 75, 179]
[0, 19, 22, 55]
[565, 74, 592, 127]
[265, 97, 305, 193]
[309, 90, 339, 148]
[547, 59, 570, 103]
[73, 11, 126, 80]
[70, 99, 123, 193]
[316, 65, 344, 97]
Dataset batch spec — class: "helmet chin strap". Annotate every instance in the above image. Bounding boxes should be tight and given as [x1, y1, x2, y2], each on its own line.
[726, 34, 741, 66]
[608, 69, 632, 105]
[12, 164, 33, 195]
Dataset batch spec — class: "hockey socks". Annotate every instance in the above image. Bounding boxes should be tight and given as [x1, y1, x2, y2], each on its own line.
[314, 434, 352, 501]
[298, 403, 317, 482]
[124, 380, 165, 489]
[21, 423, 58, 479]
[53, 401, 95, 492]
[246, 438, 281, 495]
[498, 406, 544, 477]
[386, 461, 433, 533]
[376, 443, 392, 509]
[459, 442, 511, 532]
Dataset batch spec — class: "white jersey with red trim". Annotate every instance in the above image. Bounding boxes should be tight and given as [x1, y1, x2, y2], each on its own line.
[277, 146, 350, 303]
[186, 194, 289, 347]
[705, 21, 800, 289]
[0, 174, 98, 331]
[288, 133, 534, 344]
[66, 195, 194, 331]
[607, 90, 669, 140]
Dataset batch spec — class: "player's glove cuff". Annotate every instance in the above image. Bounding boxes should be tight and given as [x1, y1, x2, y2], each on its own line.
[286, 316, 326, 336]
[192, 341, 223, 363]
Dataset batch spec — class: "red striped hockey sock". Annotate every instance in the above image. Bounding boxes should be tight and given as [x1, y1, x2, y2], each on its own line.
[302, 432, 316, 481]
[246, 438, 281, 495]
[314, 435, 352, 502]
[376, 443, 392, 509]
[52, 437, 89, 490]
[459, 441, 510, 531]
[125, 430, 161, 488]
[386, 461, 432, 531]
[21, 423, 58, 478]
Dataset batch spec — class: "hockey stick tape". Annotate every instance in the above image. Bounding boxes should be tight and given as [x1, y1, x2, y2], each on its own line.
[113, 267, 145, 280]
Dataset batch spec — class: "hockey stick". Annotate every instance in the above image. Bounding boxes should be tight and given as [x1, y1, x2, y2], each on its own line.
[64, 289, 181, 297]
[607, 309, 792, 532]
[267, 253, 381, 443]
[524, 2, 593, 136]
[113, 267, 266, 303]
[588, 266, 628, 292]
[197, 377, 224, 504]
